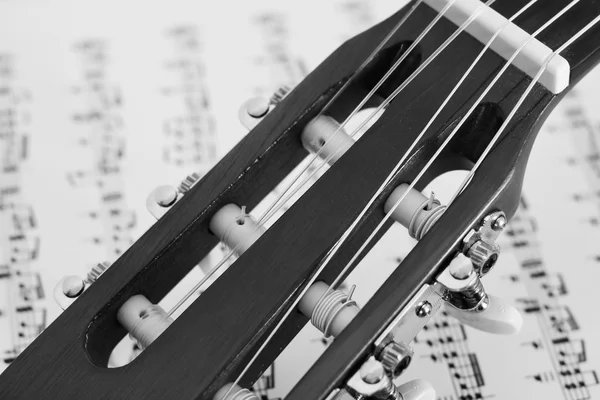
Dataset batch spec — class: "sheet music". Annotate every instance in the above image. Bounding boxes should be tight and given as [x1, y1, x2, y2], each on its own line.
[0, 1, 599, 399]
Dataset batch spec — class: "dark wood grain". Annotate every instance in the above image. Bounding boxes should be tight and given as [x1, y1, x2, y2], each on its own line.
[0, 0, 599, 399]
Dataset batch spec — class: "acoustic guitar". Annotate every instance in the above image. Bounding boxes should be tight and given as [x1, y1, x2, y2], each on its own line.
[1, 0, 599, 398]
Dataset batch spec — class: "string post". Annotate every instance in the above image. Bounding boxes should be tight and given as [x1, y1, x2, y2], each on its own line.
[298, 282, 361, 338]
[117, 295, 173, 350]
[214, 383, 259, 400]
[384, 184, 447, 240]
[210, 204, 265, 256]
[301, 115, 356, 165]
[236, 206, 247, 225]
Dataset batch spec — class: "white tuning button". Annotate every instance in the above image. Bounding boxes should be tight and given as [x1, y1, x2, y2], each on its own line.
[147, 173, 202, 220]
[146, 184, 180, 220]
[54, 275, 87, 310]
[209, 204, 265, 256]
[397, 379, 436, 400]
[298, 281, 360, 338]
[439, 254, 522, 335]
[238, 87, 291, 131]
[238, 96, 270, 131]
[444, 294, 523, 335]
[53, 262, 112, 310]
[301, 115, 355, 165]
[117, 294, 173, 349]
[62, 275, 85, 297]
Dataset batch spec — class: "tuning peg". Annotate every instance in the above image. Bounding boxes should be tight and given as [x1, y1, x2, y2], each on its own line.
[53, 262, 111, 310]
[238, 87, 291, 131]
[146, 173, 202, 219]
[117, 294, 173, 350]
[444, 294, 523, 335]
[301, 115, 355, 165]
[384, 184, 447, 241]
[396, 379, 436, 400]
[347, 357, 435, 400]
[438, 254, 522, 335]
[214, 375, 436, 400]
[53, 275, 86, 310]
[210, 204, 266, 256]
[298, 281, 360, 338]
[328, 380, 435, 400]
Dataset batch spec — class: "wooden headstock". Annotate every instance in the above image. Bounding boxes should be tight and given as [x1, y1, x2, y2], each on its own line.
[1, 0, 599, 399]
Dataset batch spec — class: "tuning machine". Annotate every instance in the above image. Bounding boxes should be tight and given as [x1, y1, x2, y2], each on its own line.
[334, 357, 435, 400]
[238, 86, 291, 131]
[146, 172, 201, 219]
[53, 261, 110, 310]
[437, 253, 522, 335]
[460, 210, 506, 277]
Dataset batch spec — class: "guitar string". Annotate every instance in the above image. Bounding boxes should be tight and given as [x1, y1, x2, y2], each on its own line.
[326, 0, 581, 293]
[254, 0, 495, 228]
[445, 16, 600, 206]
[252, 0, 460, 227]
[317, 0, 425, 116]
[167, 0, 461, 317]
[167, 0, 503, 318]
[223, 1, 584, 397]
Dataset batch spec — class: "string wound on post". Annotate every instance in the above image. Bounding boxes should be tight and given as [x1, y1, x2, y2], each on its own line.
[312, 284, 359, 338]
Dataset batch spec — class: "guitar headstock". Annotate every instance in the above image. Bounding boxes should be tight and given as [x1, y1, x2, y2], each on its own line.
[2, 0, 600, 399]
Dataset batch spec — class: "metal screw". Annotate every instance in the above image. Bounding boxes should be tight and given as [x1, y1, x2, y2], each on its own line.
[448, 256, 473, 280]
[415, 301, 432, 318]
[359, 358, 385, 384]
[491, 215, 507, 231]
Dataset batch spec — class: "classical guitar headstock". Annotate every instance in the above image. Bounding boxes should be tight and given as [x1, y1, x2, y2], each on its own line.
[2, 0, 600, 399]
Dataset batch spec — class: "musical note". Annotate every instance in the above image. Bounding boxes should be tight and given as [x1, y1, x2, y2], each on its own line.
[509, 201, 599, 400]
[161, 25, 217, 168]
[66, 39, 137, 262]
[0, 50, 46, 369]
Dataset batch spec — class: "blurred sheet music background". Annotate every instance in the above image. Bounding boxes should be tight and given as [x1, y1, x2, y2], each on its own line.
[0, 1, 599, 399]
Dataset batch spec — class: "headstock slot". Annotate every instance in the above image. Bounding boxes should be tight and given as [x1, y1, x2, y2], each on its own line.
[325, 40, 423, 120]
[82, 85, 335, 367]
[82, 18, 428, 370]
[81, 37, 426, 372]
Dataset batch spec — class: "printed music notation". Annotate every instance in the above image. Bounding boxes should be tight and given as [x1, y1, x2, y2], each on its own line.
[68, 39, 136, 261]
[248, 12, 308, 98]
[508, 199, 599, 400]
[161, 25, 217, 169]
[413, 312, 486, 400]
[0, 53, 46, 369]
